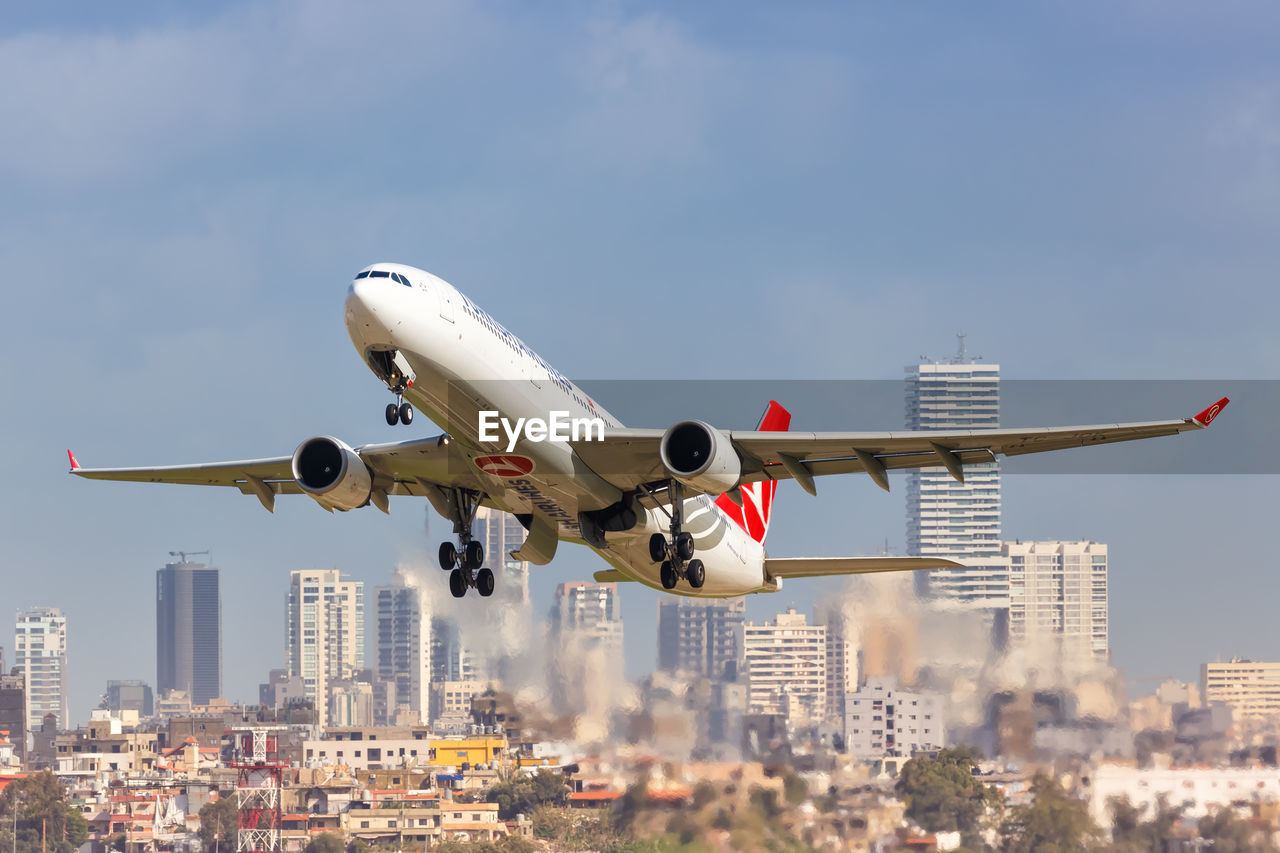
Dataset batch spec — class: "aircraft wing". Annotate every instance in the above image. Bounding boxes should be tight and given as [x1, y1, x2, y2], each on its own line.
[68, 435, 479, 511]
[571, 397, 1229, 494]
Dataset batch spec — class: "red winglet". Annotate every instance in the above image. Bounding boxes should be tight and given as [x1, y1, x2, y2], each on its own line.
[67, 449, 81, 470]
[1192, 397, 1229, 427]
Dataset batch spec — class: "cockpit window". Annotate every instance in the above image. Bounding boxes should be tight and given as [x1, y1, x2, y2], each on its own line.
[391, 273, 403, 284]
[370, 270, 390, 278]
[355, 271, 371, 279]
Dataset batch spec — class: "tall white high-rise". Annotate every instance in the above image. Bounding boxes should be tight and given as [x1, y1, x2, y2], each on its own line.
[1003, 540, 1108, 670]
[14, 607, 68, 731]
[286, 569, 364, 726]
[906, 346, 1009, 610]
[743, 609, 827, 722]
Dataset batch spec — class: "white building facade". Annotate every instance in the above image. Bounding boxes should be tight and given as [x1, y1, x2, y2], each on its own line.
[744, 609, 826, 720]
[905, 358, 1010, 611]
[1003, 540, 1109, 669]
[843, 677, 946, 759]
[14, 607, 68, 731]
[287, 569, 365, 726]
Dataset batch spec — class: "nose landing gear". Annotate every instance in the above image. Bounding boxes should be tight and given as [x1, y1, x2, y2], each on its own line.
[385, 396, 414, 426]
[646, 480, 705, 590]
[367, 350, 415, 426]
[437, 488, 495, 598]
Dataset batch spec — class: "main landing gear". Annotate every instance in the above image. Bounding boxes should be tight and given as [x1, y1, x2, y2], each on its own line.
[437, 487, 495, 598]
[647, 480, 705, 591]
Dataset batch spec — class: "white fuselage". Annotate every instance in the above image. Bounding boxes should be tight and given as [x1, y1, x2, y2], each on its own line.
[344, 264, 773, 597]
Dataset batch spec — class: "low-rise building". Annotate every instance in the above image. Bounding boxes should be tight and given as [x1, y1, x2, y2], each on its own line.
[843, 677, 945, 759]
[1084, 762, 1280, 828]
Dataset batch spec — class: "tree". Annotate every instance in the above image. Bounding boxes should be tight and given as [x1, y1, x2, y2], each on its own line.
[485, 770, 566, 820]
[999, 773, 1100, 853]
[198, 796, 239, 851]
[0, 771, 89, 853]
[1109, 794, 1179, 853]
[304, 832, 345, 853]
[895, 746, 1002, 835]
[1198, 808, 1277, 853]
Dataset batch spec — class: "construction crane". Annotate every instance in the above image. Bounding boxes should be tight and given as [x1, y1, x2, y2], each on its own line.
[169, 549, 211, 564]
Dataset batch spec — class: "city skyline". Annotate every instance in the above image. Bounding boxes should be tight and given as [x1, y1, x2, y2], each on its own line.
[5, 2, 1277, 722]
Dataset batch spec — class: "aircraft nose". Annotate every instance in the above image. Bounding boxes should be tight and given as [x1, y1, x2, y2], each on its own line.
[345, 277, 394, 339]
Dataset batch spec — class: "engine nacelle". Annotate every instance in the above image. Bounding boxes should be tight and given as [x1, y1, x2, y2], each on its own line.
[291, 436, 373, 511]
[659, 420, 741, 494]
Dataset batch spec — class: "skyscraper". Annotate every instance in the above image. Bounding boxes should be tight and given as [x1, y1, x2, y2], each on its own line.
[905, 346, 1010, 610]
[14, 607, 68, 731]
[156, 558, 222, 704]
[1003, 540, 1109, 670]
[375, 567, 433, 724]
[286, 569, 364, 726]
[657, 597, 745, 682]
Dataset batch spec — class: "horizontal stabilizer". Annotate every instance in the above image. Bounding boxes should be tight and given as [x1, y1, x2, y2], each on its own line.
[764, 556, 961, 580]
[593, 569, 631, 583]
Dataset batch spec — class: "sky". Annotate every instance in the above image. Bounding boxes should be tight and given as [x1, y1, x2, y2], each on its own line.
[1, 1, 1278, 723]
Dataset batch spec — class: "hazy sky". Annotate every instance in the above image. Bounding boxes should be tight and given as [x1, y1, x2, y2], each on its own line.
[2, 2, 1277, 722]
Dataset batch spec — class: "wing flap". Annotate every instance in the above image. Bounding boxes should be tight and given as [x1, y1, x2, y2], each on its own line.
[573, 399, 1226, 493]
[764, 556, 962, 579]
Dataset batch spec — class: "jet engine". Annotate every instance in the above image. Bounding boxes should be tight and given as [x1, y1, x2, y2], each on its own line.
[659, 420, 741, 494]
[292, 436, 373, 511]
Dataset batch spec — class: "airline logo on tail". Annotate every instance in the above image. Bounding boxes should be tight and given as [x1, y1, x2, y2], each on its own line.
[715, 400, 791, 544]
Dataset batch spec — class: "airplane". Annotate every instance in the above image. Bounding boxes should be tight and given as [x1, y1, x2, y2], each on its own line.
[70, 263, 1230, 600]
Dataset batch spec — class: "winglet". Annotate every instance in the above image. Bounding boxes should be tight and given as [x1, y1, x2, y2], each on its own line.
[67, 449, 81, 471]
[1191, 397, 1230, 427]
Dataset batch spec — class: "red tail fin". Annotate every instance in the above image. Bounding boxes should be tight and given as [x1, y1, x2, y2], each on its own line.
[715, 401, 790, 544]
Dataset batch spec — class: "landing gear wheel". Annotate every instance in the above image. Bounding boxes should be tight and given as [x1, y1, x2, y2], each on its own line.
[398, 402, 414, 425]
[449, 568, 468, 598]
[438, 542, 457, 571]
[385, 403, 400, 426]
[476, 568, 495, 597]
[648, 533, 668, 563]
[687, 558, 705, 589]
[675, 531, 695, 561]
[660, 560, 678, 590]
[464, 540, 485, 570]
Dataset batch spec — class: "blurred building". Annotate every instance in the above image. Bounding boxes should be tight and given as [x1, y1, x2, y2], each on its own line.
[104, 680, 154, 717]
[1202, 659, 1280, 722]
[14, 607, 68, 731]
[1003, 540, 1109, 669]
[744, 609, 826, 720]
[259, 668, 306, 709]
[906, 351, 1010, 612]
[286, 569, 365, 726]
[550, 583, 623, 651]
[328, 678, 375, 726]
[376, 568, 429, 724]
[657, 597, 745, 681]
[844, 677, 946, 759]
[156, 557, 222, 704]
[0, 671, 25, 764]
[815, 599, 857, 723]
